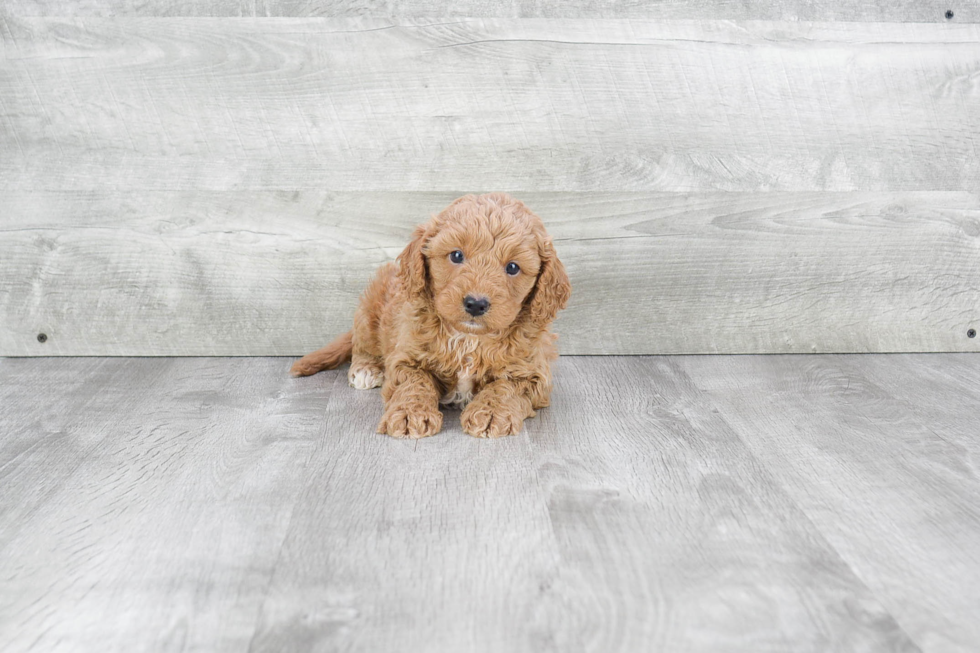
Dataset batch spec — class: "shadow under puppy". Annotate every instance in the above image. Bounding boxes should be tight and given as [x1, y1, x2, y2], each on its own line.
[291, 193, 571, 438]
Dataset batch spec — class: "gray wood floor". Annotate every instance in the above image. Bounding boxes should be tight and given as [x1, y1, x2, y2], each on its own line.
[1, 354, 978, 652]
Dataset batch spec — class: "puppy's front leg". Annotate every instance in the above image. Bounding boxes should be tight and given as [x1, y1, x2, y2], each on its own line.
[377, 365, 443, 439]
[461, 379, 536, 439]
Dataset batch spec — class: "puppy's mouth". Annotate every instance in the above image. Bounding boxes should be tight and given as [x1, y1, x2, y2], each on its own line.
[459, 320, 485, 332]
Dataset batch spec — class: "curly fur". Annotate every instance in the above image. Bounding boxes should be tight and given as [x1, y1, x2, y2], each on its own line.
[291, 193, 571, 439]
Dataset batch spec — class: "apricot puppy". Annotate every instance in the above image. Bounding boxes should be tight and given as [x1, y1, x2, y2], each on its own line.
[291, 193, 570, 438]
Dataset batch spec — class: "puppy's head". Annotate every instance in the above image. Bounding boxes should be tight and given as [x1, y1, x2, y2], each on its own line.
[398, 193, 570, 334]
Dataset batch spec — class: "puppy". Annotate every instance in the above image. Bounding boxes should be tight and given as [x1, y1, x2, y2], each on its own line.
[291, 193, 570, 438]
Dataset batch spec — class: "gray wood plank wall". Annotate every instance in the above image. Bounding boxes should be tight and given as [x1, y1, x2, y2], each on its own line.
[1, 8, 978, 355]
[3, 1, 975, 21]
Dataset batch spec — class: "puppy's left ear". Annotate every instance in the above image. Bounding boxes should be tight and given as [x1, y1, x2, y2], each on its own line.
[527, 237, 571, 328]
[398, 225, 430, 300]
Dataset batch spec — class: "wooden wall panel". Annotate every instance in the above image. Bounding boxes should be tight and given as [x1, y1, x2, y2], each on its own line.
[1, 19, 979, 193]
[2, 16, 978, 355]
[2, 1, 976, 22]
[2, 191, 977, 356]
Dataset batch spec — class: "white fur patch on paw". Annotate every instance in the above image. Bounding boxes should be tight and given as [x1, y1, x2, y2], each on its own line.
[349, 365, 384, 390]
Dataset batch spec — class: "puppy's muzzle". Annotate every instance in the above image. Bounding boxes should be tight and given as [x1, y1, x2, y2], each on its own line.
[463, 295, 490, 317]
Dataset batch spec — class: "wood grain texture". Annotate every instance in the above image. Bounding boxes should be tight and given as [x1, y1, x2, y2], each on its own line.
[2, 18, 979, 192]
[2, 355, 945, 652]
[523, 356, 917, 653]
[2, 0, 975, 21]
[247, 370, 562, 653]
[679, 354, 980, 653]
[2, 191, 978, 356]
[0, 357, 327, 653]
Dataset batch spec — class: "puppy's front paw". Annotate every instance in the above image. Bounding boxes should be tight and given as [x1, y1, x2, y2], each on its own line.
[377, 402, 443, 439]
[461, 401, 525, 439]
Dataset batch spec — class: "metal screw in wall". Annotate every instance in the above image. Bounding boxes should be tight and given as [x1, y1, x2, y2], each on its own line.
[969, 329, 977, 339]
[37, 333, 48, 343]
[946, 10, 955, 19]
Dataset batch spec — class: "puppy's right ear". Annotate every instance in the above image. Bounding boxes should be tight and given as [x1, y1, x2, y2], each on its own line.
[397, 225, 429, 299]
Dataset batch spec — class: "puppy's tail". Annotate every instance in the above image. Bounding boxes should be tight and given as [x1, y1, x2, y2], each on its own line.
[290, 331, 353, 377]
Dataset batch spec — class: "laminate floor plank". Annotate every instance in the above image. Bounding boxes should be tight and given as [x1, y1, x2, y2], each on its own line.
[246, 369, 563, 653]
[678, 353, 980, 653]
[529, 357, 916, 653]
[0, 358, 134, 550]
[900, 352, 980, 398]
[2, 355, 978, 652]
[0, 357, 327, 653]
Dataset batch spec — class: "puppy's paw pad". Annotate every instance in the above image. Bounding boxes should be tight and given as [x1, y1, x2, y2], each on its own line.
[349, 364, 384, 389]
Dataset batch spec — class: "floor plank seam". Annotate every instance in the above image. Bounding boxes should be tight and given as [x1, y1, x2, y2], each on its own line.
[244, 370, 348, 652]
[673, 358, 928, 652]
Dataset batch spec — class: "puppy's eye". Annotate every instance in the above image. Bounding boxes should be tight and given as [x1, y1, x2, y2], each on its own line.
[505, 262, 521, 276]
[449, 250, 464, 264]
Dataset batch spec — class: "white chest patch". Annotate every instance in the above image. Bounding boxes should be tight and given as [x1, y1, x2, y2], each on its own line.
[438, 330, 482, 407]
[440, 367, 476, 407]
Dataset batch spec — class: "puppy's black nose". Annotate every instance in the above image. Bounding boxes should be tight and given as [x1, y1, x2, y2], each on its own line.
[463, 295, 490, 317]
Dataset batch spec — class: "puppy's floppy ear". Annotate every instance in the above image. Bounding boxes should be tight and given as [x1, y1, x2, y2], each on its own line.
[398, 225, 430, 299]
[527, 236, 571, 328]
